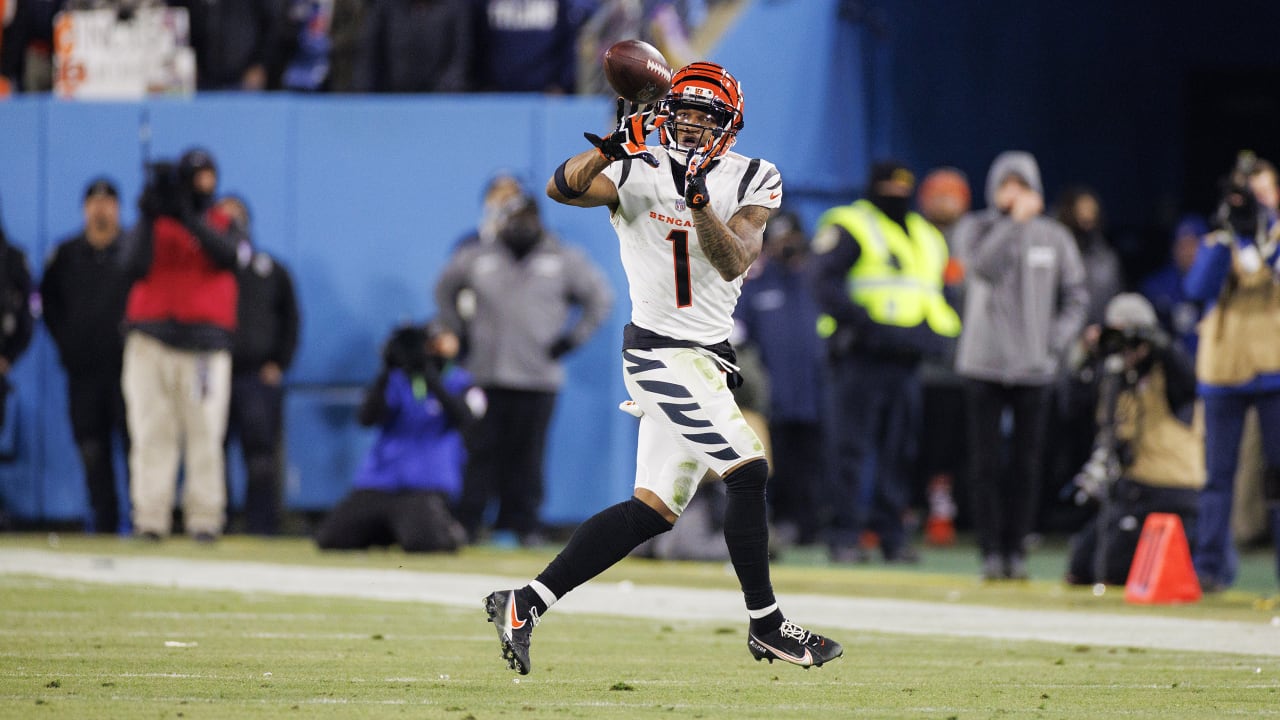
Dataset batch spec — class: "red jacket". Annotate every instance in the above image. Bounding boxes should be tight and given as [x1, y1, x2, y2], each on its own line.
[125, 211, 237, 331]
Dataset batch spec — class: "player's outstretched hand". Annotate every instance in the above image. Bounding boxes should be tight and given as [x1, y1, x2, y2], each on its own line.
[585, 98, 666, 167]
[682, 136, 728, 210]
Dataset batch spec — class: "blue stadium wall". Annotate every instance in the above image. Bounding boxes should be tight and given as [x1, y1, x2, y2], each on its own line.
[0, 0, 880, 527]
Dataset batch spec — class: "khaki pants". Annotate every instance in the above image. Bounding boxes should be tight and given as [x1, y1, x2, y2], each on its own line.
[123, 331, 231, 536]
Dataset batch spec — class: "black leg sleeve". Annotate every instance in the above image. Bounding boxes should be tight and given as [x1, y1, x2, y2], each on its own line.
[721, 458, 775, 611]
[535, 497, 672, 600]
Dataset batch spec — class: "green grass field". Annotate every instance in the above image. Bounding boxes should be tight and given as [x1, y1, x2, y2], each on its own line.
[1, 533, 1278, 719]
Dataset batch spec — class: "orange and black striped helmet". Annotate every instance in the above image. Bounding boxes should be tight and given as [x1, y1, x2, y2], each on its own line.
[658, 61, 745, 158]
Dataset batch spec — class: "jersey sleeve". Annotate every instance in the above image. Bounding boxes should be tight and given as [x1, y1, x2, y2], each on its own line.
[740, 158, 782, 210]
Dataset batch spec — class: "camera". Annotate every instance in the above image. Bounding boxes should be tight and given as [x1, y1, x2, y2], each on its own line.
[140, 161, 188, 219]
[1096, 325, 1156, 357]
[382, 323, 447, 374]
[1215, 150, 1263, 238]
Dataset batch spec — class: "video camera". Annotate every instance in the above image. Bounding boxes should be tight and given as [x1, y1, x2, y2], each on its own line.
[139, 161, 189, 219]
[1095, 324, 1164, 358]
[382, 323, 447, 375]
[1215, 150, 1264, 238]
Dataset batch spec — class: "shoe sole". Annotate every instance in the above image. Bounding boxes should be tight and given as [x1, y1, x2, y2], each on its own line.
[747, 636, 843, 669]
[483, 594, 530, 675]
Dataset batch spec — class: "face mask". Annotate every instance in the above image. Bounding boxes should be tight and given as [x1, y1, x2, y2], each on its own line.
[871, 193, 910, 224]
[500, 214, 542, 255]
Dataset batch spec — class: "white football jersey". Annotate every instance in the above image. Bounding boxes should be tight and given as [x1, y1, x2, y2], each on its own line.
[602, 149, 782, 345]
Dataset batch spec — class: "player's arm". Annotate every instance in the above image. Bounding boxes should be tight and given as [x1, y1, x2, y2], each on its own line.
[547, 99, 665, 211]
[693, 204, 767, 281]
[546, 149, 619, 210]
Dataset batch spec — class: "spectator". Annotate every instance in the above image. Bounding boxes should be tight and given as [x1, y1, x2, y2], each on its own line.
[1063, 294, 1203, 586]
[326, 0, 368, 92]
[315, 322, 479, 553]
[914, 166, 972, 546]
[733, 210, 825, 547]
[120, 148, 238, 542]
[434, 190, 611, 545]
[916, 166, 971, 241]
[813, 160, 961, 564]
[1185, 154, 1280, 592]
[1056, 185, 1122, 326]
[273, 0, 368, 92]
[170, 0, 278, 90]
[455, 171, 530, 250]
[219, 195, 300, 536]
[0, 194, 33, 433]
[1, 0, 58, 92]
[354, 0, 471, 93]
[951, 150, 1088, 580]
[1140, 214, 1208, 358]
[40, 178, 132, 535]
[472, 0, 593, 93]
[1045, 185, 1124, 532]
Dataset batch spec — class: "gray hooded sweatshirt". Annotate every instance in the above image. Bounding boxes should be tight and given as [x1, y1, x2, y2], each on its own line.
[951, 151, 1088, 385]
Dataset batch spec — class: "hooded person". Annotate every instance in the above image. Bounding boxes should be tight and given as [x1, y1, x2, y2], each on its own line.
[949, 150, 1089, 581]
[433, 187, 612, 545]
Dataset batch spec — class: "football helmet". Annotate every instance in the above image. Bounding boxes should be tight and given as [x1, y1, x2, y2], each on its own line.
[658, 61, 745, 161]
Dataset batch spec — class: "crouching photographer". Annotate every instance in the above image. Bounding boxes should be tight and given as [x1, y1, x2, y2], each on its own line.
[314, 322, 485, 553]
[1184, 151, 1280, 592]
[1064, 294, 1203, 586]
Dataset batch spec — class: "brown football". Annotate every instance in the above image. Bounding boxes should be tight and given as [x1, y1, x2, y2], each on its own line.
[603, 39, 673, 105]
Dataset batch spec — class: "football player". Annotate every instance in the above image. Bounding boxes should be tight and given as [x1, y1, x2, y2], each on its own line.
[484, 61, 843, 674]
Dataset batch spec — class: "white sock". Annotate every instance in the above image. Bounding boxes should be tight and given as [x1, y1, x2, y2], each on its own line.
[529, 580, 558, 610]
[747, 603, 778, 620]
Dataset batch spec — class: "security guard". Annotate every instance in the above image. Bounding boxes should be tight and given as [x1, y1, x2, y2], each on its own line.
[812, 160, 960, 563]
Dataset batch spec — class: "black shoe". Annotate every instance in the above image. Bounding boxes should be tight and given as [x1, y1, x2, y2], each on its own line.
[1005, 553, 1029, 580]
[193, 531, 217, 545]
[748, 620, 843, 669]
[829, 545, 871, 564]
[484, 590, 539, 675]
[981, 554, 1003, 581]
[883, 545, 921, 565]
[137, 531, 162, 543]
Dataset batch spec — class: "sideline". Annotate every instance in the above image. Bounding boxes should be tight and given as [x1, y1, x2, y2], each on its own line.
[1, 548, 1277, 657]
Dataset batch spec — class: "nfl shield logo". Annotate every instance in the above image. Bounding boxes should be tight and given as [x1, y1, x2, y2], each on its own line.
[676, 199, 687, 212]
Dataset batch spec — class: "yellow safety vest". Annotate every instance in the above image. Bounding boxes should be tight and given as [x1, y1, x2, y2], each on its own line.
[816, 200, 961, 338]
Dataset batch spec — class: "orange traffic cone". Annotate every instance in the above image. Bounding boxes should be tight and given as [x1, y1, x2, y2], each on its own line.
[1124, 512, 1201, 604]
[924, 474, 957, 546]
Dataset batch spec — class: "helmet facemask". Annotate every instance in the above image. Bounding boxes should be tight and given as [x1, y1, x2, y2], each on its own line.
[657, 62, 745, 164]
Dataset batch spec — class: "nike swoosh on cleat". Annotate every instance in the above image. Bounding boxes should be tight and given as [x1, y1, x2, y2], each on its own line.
[769, 192, 780, 200]
[754, 637, 812, 666]
[507, 594, 526, 630]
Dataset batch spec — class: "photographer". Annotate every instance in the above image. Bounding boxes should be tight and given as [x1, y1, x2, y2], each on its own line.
[314, 322, 482, 553]
[120, 147, 238, 542]
[1063, 294, 1203, 586]
[1185, 152, 1280, 592]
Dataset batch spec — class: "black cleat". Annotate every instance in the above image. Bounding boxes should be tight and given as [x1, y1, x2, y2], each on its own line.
[484, 590, 539, 675]
[748, 620, 843, 669]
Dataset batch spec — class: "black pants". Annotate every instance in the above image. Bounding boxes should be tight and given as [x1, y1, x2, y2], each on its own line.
[458, 387, 556, 539]
[1066, 479, 1200, 586]
[226, 373, 284, 535]
[827, 355, 921, 557]
[314, 489, 463, 552]
[68, 369, 129, 534]
[766, 419, 824, 544]
[963, 379, 1051, 558]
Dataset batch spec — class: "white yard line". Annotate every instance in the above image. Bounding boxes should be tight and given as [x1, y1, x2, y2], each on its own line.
[1, 548, 1277, 657]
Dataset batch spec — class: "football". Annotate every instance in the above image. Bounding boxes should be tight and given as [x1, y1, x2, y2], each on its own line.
[603, 39, 673, 105]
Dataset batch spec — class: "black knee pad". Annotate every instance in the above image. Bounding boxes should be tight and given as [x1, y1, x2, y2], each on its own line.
[722, 458, 769, 496]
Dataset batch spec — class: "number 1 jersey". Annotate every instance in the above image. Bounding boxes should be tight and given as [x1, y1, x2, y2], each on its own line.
[601, 150, 783, 345]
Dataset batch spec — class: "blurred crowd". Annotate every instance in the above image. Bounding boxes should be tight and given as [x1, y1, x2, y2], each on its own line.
[0, 0, 737, 95]
[1, 1, 1276, 595]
